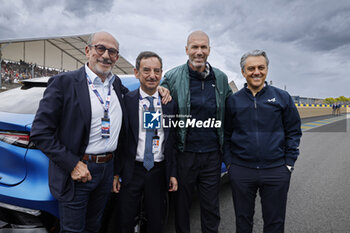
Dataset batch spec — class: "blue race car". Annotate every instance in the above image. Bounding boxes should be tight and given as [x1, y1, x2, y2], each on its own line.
[0, 76, 227, 232]
[0, 76, 140, 232]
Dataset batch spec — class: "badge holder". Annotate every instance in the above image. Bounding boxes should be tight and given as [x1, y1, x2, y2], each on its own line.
[101, 112, 110, 138]
[152, 130, 160, 154]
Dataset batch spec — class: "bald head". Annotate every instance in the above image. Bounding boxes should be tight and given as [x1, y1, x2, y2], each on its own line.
[88, 31, 119, 48]
[185, 30, 211, 72]
[187, 30, 210, 46]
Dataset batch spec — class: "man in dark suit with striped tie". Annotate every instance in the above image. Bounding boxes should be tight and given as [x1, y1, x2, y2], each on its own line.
[114, 51, 178, 233]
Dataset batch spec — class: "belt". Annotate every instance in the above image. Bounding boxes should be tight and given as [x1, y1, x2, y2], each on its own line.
[82, 153, 113, 163]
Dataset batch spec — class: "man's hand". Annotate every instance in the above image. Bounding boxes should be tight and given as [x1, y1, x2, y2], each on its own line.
[70, 161, 92, 183]
[169, 177, 178, 192]
[113, 175, 121, 193]
[157, 86, 172, 104]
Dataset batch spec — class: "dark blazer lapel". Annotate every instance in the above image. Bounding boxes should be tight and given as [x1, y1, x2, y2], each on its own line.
[112, 76, 124, 110]
[162, 101, 171, 143]
[128, 89, 140, 144]
[74, 67, 91, 132]
[112, 75, 129, 131]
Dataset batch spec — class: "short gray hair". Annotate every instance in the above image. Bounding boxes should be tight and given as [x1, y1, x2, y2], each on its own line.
[240, 49, 269, 71]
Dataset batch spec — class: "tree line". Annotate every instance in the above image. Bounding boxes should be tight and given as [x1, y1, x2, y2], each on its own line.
[323, 96, 350, 104]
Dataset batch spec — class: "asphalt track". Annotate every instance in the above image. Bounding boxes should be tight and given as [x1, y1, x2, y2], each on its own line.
[164, 114, 350, 233]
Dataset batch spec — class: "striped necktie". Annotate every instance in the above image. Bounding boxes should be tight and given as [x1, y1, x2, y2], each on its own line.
[143, 96, 155, 171]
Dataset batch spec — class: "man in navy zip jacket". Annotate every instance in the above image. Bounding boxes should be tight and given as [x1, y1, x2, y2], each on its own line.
[224, 50, 302, 233]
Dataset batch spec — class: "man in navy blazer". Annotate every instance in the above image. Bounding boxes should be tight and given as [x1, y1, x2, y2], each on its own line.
[114, 51, 177, 233]
[30, 31, 129, 232]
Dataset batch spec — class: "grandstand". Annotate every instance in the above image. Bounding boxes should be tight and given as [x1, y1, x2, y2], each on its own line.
[0, 34, 134, 89]
[292, 96, 324, 105]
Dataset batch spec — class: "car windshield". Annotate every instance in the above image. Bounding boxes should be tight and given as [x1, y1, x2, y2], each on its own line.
[0, 87, 45, 114]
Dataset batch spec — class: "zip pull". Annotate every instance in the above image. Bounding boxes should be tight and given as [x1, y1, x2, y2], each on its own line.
[202, 81, 204, 90]
[254, 98, 257, 109]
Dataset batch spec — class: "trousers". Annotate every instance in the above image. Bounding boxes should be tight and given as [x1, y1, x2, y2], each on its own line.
[58, 159, 113, 233]
[175, 150, 221, 233]
[228, 164, 291, 233]
[119, 162, 166, 233]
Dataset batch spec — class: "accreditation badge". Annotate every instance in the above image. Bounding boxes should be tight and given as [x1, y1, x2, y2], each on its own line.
[152, 135, 160, 154]
[101, 117, 110, 138]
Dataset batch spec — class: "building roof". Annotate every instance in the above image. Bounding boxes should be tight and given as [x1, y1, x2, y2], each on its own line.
[229, 80, 238, 92]
[0, 34, 134, 74]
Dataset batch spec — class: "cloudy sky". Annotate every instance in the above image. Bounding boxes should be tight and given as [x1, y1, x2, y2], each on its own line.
[1, 0, 349, 98]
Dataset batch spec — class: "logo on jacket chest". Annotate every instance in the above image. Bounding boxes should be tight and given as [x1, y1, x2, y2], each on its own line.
[267, 97, 276, 102]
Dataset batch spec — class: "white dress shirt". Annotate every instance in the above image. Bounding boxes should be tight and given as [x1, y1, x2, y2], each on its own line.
[136, 88, 165, 162]
[84, 64, 122, 154]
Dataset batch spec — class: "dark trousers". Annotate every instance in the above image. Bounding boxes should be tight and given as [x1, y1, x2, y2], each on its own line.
[175, 151, 221, 233]
[228, 164, 291, 233]
[58, 159, 113, 233]
[119, 162, 166, 233]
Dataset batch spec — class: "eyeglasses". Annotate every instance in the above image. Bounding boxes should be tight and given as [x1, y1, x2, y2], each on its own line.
[89, 44, 119, 58]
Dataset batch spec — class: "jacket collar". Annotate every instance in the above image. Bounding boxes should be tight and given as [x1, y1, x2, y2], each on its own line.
[244, 81, 268, 96]
[187, 61, 214, 80]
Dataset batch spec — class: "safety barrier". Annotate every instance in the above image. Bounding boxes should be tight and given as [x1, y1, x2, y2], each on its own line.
[296, 104, 349, 118]
[295, 104, 350, 108]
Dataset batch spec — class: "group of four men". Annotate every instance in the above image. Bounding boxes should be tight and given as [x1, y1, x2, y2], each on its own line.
[30, 30, 302, 233]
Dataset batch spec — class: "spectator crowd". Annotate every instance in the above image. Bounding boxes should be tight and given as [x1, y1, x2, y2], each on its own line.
[1, 59, 61, 85]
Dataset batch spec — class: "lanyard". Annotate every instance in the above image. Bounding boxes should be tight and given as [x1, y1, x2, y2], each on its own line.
[86, 74, 113, 118]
